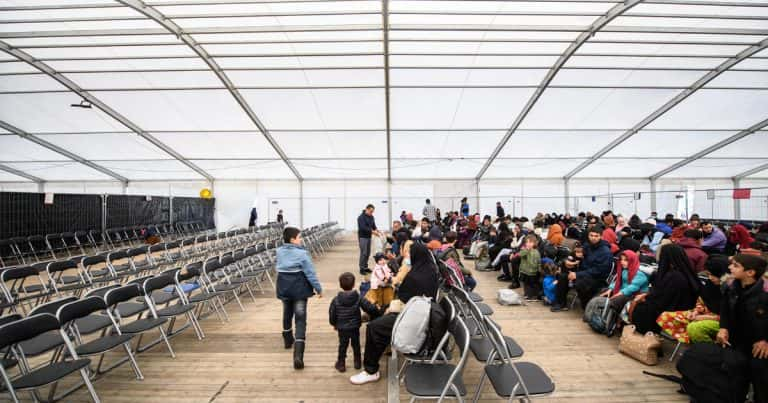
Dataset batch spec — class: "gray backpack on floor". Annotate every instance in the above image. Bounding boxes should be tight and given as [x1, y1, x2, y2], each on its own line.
[497, 289, 524, 306]
[392, 296, 432, 354]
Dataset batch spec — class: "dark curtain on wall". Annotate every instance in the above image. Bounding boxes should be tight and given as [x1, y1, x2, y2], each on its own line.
[0, 192, 102, 239]
[105, 195, 170, 228]
[173, 197, 215, 229]
[1, 192, 215, 239]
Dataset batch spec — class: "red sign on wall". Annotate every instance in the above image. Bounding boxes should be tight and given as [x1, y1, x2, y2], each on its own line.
[733, 188, 751, 200]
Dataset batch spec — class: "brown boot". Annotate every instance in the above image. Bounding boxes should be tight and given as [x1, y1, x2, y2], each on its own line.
[335, 360, 346, 373]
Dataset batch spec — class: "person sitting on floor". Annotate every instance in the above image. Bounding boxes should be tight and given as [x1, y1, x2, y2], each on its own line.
[350, 242, 439, 385]
[716, 253, 768, 403]
[630, 243, 700, 334]
[551, 227, 613, 312]
[329, 272, 384, 373]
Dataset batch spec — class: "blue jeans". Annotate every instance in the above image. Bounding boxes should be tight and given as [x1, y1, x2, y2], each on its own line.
[283, 299, 307, 341]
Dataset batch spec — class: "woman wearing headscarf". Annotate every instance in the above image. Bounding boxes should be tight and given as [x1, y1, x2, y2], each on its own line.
[615, 215, 628, 235]
[600, 250, 649, 319]
[601, 227, 620, 254]
[656, 255, 729, 344]
[630, 244, 701, 334]
[350, 241, 439, 385]
[728, 223, 755, 251]
[546, 223, 565, 247]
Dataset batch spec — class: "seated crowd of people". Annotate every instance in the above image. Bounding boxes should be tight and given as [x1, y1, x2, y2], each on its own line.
[351, 201, 767, 400]
[463, 209, 768, 402]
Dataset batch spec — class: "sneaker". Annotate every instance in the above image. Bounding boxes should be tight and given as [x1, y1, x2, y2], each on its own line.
[497, 275, 511, 281]
[360, 268, 372, 275]
[350, 371, 380, 385]
[335, 360, 346, 373]
[550, 304, 568, 312]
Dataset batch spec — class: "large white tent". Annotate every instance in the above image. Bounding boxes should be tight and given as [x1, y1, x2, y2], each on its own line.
[1, 0, 767, 230]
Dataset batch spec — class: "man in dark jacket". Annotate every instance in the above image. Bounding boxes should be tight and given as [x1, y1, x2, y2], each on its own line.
[357, 204, 379, 275]
[496, 202, 505, 220]
[552, 227, 613, 311]
[329, 272, 383, 373]
[717, 254, 768, 402]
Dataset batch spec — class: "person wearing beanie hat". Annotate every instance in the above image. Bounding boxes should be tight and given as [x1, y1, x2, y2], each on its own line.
[717, 253, 768, 402]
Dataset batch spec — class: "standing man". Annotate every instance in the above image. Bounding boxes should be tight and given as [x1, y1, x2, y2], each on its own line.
[496, 201, 505, 220]
[422, 199, 437, 224]
[460, 197, 470, 217]
[358, 204, 380, 275]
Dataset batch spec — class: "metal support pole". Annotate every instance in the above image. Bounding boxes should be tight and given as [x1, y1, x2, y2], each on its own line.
[387, 180, 393, 231]
[122, 182, 128, 195]
[733, 178, 742, 220]
[101, 195, 108, 233]
[650, 179, 657, 214]
[564, 179, 570, 214]
[169, 196, 174, 228]
[474, 180, 480, 216]
[37, 182, 44, 193]
[299, 181, 304, 229]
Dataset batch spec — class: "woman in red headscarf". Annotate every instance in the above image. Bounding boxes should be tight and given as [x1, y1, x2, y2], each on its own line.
[600, 250, 649, 321]
[728, 224, 754, 251]
[602, 227, 620, 254]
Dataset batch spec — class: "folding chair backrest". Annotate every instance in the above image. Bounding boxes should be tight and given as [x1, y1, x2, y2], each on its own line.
[57, 296, 107, 325]
[1, 265, 38, 282]
[29, 296, 78, 317]
[48, 259, 78, 275]
[484, 316, 513, 362]
[439, 296, 456, 322]
[0, 313, 60, 350]
[84, 284, 120, 299]
[0, 313, 21, 329]
[143, 275, 175, 296]
[105, 284, 141, 306]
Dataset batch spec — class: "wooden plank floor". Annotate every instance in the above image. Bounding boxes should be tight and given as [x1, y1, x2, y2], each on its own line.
[52, 235, 685, 402]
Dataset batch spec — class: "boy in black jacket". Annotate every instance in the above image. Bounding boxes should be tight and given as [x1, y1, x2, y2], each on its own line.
[716, 253, 768, 402]
[329, 272, 384, 373]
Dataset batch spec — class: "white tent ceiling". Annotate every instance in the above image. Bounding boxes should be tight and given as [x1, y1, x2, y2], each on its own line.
[0, 0, 766, 183]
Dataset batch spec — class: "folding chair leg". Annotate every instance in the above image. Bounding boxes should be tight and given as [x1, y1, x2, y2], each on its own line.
[243, 283, 258, 303]
[187, 311, 205, 340]
[670, 341, 682, 362]
[471, 372, 487, 403]
[79, 368, 101, 403]
[0, 368, 20, 403]
[123, 342, 144, 380]
[158, 326, 176, 358]
[214, 296, 230, 322]
[231, 291, 245, 311]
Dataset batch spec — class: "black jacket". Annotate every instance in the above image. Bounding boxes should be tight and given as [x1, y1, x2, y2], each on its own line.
[720, 278, 768, 354]
[357, 212, 377, 239]
[496, 206, 505, 218]
[329, 290, 382, 331]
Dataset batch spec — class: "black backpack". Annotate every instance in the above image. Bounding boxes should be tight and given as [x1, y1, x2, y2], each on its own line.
[645, 343, 750, 403]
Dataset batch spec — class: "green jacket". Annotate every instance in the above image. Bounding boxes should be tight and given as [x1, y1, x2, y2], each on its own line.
[519, 248, 541, 276]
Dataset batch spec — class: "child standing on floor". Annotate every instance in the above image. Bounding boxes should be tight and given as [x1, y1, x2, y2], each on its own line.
[329, 272, 383, 373]
[541, 257, 559, 305]
[518, 234, 542, 300]
[366, 253, 394, 307]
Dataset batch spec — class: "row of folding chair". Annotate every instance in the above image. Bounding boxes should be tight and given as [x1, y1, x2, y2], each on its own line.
[0, 221, 223, 268]
[396, 274, 555, 402]
[0, 222, 308, 403]
[0, 223, 292, 317]
[0, 221, 335, 402]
